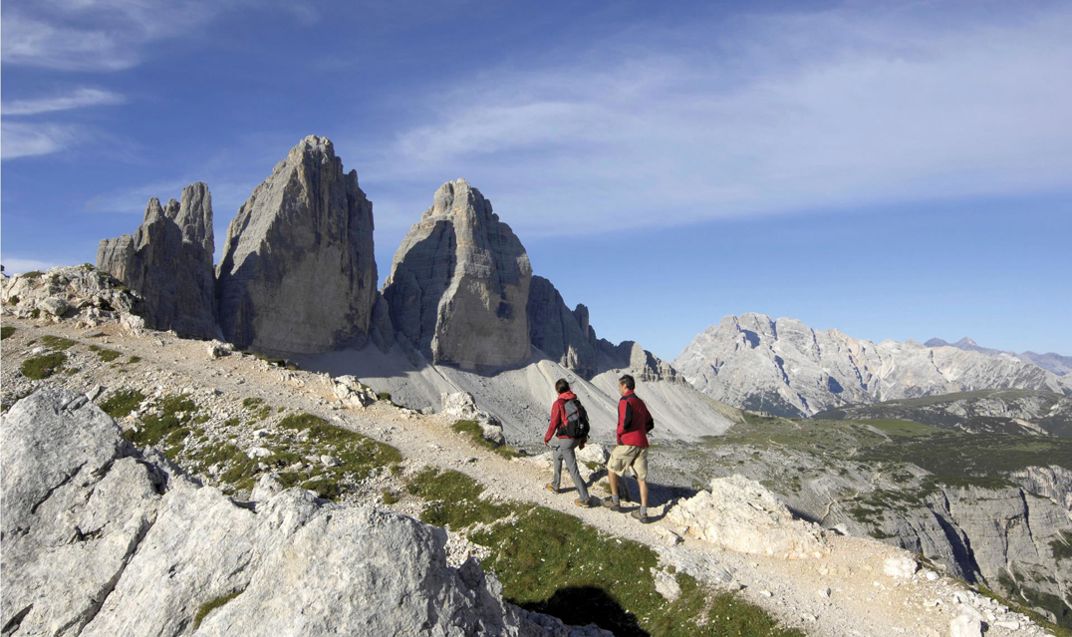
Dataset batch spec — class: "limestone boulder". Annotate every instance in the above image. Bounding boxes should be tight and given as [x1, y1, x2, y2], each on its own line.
[216, 135, 377, 354]
[441, 391, 506, 446]
[383, 179, 531, 371]
[332, 375, 378, 409]
[666, 475, 827, 560]
[96, 182, 218, 339]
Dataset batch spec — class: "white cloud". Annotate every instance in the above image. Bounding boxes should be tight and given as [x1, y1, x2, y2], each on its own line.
[0, 122, 80, 159]
[358, 4, 1072, 236]
[2, 88, 125, 116]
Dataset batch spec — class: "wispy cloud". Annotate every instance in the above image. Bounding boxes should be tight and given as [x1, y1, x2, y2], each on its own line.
[359, 3, 1072, 236]
[2, 0, 318, 71]
[2, 87, 125, 116]
[0, 121, 80, 160]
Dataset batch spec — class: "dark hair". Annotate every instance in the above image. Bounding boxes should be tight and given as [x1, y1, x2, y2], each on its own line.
[618, 374, 635, 390]
[555, 378, 571, 394]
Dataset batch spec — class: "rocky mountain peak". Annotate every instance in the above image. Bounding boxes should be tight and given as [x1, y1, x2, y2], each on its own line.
[382, 179, 532, 371]
[216, 136, 377, 354]
[96, 183, 218, 340]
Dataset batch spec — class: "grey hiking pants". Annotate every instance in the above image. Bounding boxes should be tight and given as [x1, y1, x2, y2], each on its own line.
[550, 437, 589, 501]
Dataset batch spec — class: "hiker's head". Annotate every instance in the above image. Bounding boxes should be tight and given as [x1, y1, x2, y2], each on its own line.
[555, 378, 570, 394]
[618, 374, 635, 395]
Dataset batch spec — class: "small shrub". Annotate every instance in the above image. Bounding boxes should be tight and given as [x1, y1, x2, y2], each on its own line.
[21, 352, 67, 379]
[30, 309, 41, 319]
[6, 295, 20, 305]
[21, 271, 43, 280]
[88, 345, 122, 362]
[381, 489, 400, 505]
[100, 389, 146, 418]
[0, 325, 15, 339]
[127, 355, 142, 364]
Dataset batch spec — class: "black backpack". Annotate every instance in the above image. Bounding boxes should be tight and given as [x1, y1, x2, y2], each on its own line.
[559, 398, 591, 439]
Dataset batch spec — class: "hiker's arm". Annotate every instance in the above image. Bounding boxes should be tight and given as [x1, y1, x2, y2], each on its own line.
[544, 402, 561, 443]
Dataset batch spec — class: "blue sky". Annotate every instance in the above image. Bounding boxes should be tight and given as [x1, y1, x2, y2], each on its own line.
[2, 0, 1070, 359]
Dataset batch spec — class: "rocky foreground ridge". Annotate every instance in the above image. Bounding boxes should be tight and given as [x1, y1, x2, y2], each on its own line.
[0, 386, 608, 636]
[675, 313, 1072, 417]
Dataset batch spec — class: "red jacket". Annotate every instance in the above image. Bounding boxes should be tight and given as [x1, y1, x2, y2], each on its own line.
[617, 391, 650, 448]
[545, 391, 578, 443]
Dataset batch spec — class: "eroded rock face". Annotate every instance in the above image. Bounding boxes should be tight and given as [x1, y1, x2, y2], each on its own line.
[527, 275, 678, 381]
[0, 387, 597, 636]
[383, 179, 531, 370]
[96, 183, 218, 339]
[216, 135, 377, 354]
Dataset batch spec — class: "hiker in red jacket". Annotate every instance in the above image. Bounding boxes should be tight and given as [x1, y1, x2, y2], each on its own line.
[602, 374, 653, 522]
[543, 378, 594, 507]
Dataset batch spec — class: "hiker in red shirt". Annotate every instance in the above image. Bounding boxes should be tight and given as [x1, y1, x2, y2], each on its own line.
[602, 374, 653, 522]
[543, 378, 594, 507]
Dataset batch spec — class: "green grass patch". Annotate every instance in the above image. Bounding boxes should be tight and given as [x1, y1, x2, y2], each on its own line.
[20, 351, 67, 379]
[127, 355, 141, 364]
[451, 419, 519, 459]
[100, 389, 146, 418]
[88, 344, 122, 362]
[381, 489, 400, 505]
[242, 397, 272, 421]
[0, 325, 15, 340]
[406, 468, 802, 636]
[39, 335, 77, 350]
[193, 590, 243, 629]
[124, 394, 199, 447]
[20, 271, 44, 280]
[273, 412, 402, 500]
[377, 391, 392, 402]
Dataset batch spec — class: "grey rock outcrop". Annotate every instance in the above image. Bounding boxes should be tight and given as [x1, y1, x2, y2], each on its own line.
[675, 313, 1071, 416]
[216, 135, 377, 354]
[0, 265, 141, 328]
[96, 183, 218, 339]
[526, 275, 677, 381]
[0, 387, 604, 636]
[383, 179, 532, 370]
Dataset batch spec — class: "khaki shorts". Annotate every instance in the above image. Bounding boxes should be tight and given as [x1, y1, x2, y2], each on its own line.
[607, 445, 648, 481]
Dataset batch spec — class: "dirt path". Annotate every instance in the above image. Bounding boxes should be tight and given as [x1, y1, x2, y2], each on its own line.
[1, 318, 1053, 637]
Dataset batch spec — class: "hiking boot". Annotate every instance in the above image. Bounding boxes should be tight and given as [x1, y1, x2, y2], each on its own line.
[574, 497, 594, 508]
[602, 498, 621, 512]
[630, 509, 650, 523]
[545, 483, 558, 494]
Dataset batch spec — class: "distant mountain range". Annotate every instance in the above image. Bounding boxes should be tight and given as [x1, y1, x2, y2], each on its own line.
[674, 313, 1072, 417]
[925, 337, 1072, 376]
